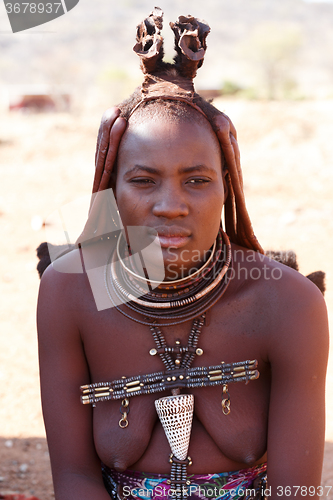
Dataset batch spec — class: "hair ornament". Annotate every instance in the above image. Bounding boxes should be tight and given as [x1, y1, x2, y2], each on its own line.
[133, 7, 164, 75]
[130, 8, 211, 118]
[133, 8, 210, 79]
[170, 15, 210, 78]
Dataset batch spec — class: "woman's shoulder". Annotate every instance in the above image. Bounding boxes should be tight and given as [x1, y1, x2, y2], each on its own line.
[225, 244, 329, 369]
[40, 246, 83, 280]
[38, 242, 118, 315]
[38, 247, 90, 309]
[229, 243, 328, 338]
[231, 243, 325, 297]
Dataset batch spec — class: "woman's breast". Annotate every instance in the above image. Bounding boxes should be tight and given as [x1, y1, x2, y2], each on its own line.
[93, 378, 269, 473]
[82, 292, 271, 473]
[93, 393, 160, 471]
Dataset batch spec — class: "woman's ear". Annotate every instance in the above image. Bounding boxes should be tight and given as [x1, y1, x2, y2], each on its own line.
[222, 169, 229, 204]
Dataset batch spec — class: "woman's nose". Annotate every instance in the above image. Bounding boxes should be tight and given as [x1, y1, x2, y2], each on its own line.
[152, 187, 189, 219]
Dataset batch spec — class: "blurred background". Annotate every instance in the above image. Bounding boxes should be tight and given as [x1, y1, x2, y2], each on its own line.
[0, 0, 333, 498]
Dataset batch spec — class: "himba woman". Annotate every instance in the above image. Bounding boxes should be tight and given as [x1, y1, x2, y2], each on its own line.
[37, 8, 329, 500]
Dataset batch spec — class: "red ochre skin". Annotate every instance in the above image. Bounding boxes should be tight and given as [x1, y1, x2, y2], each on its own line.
[37, 108, 329, 500]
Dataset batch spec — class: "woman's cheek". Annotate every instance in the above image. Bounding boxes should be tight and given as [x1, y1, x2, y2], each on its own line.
[117, 193, 144, 224]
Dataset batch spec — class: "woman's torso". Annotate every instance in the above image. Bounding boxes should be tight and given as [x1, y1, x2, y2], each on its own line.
[76, 244, 277, 474]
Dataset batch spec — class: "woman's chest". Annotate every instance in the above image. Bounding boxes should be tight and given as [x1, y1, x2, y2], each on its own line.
[78, 300, 270, 471]
[78, 286, 271, 379]
[91, 376, 269, 472]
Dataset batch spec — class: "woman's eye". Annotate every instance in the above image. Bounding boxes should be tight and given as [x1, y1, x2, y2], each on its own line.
[130, 178, 155, 184]
[187, 178, 210, 185]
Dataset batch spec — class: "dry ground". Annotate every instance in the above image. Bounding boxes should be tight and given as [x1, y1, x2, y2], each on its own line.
[0, 99, 332, 498]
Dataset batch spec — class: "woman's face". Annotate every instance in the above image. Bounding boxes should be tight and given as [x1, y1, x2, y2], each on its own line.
[115, 113, 224, 279]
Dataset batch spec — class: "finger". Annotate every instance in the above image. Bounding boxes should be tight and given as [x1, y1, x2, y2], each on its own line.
[93, 108, 121, 193]
[99, 117, 127, 192]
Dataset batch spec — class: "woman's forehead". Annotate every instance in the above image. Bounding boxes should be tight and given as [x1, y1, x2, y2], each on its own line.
[122, 112, 220, 154]
[117, 115, 222, 173]
[128, 99, 212, 128]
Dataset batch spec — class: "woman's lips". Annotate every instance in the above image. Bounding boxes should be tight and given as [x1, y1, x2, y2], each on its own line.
[157, 235, 191, 249]
[148, 227, 191, 249]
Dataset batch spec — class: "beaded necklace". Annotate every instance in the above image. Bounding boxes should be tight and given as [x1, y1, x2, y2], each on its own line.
[104, 227, 232, 326]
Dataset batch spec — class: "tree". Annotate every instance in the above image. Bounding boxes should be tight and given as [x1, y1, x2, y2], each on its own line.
[247, 23, 303, 99]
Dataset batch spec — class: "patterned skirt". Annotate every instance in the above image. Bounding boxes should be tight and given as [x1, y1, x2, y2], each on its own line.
[102, 462, 267, 499]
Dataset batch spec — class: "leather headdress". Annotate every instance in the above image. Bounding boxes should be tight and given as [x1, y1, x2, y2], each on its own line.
[129, 7, 210, 118]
